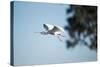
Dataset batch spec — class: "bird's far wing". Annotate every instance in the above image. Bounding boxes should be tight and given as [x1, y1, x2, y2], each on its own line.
[43, 24, 49, 31]
[43, 24, 54, 31]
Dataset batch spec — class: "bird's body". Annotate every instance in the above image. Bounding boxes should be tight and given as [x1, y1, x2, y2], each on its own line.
[35, 24, 66, 42]
[43, 24, 65, 35]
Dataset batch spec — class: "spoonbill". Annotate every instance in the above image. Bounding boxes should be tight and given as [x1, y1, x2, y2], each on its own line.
[34, 24, 66, 42]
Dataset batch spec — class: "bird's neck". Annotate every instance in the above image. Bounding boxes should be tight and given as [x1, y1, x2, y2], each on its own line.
[41, 31, 48, 35]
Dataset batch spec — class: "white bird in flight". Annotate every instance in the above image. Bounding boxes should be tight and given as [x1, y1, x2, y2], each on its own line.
[34, 24, 66, 42]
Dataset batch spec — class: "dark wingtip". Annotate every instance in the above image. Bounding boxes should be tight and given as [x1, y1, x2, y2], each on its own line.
[43, 24, 47, 27]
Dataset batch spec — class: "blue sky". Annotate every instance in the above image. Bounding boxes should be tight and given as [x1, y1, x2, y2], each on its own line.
[13, 1, 97, 66]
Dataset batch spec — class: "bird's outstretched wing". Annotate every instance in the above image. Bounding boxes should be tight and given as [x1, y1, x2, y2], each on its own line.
[50, 26, 61, 33]
[43, 24, 54, 31]
[55, 25, 65, 33]
[50, 25, 65, 34]
[43, 24, 49, 31]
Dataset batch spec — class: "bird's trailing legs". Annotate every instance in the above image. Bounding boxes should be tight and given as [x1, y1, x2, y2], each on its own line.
[58, 34, 66, 38]
[56, 34, 66, 42]
[56, 35, 63, 42]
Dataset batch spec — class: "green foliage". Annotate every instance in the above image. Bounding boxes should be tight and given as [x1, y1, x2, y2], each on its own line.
[65, 5, 97, 50]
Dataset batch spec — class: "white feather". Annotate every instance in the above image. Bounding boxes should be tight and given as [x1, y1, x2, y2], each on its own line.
[44, 24, 54, 31]
[54, 25, 65, 33]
